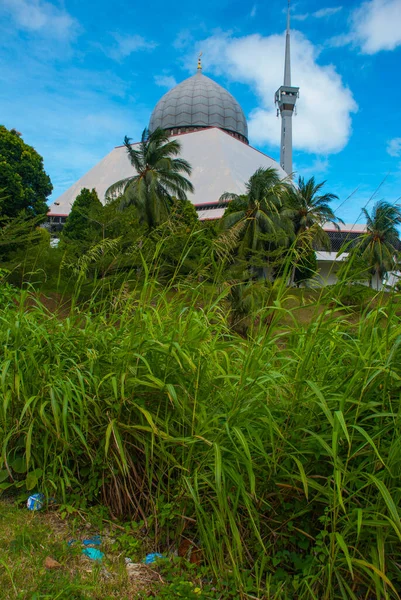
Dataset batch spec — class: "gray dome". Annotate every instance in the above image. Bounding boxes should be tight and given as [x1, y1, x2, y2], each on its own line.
[149, 71, 248, 142]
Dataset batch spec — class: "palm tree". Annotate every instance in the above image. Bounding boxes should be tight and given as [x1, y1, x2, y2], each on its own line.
[284, 177, 342, 285]
[106, 128, 194, 229]
[220, 168, 291, 266]
[356, 201, 401, 290]
[284, 176, 342, 246]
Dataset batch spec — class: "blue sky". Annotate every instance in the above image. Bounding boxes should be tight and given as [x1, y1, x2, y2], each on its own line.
[1, 0, 401, 224]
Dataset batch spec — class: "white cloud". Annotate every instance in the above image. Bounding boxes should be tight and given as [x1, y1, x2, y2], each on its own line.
[174, 30, 194, 50]
[293, 6, 342, 21]
[107, 34, 157, 60]
[387, 138, 401, 157]
[293, 13, 309, 21]
[250, 5, 257, 18]
[313, 7, 342, 18]
[154, 75, 177, 89]
[0, 0, 78, 39]
[348, 0, 401, 54]
[193, 30, 357, 155]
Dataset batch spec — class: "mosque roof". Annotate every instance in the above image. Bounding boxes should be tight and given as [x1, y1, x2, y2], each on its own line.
[47, 127, 285, 217]
[149, 70, 248, 141]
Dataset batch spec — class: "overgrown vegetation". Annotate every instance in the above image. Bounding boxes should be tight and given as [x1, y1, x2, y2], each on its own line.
[1, 261, 401, 598]
[1, 126, 401, 598]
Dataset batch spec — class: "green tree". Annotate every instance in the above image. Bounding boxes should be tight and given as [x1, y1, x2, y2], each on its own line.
[0, 183, 49, 269]
[284, 176, 342, 284]
[106, 128, 194, 230]
[0, 187, 7, 214]
[89, 197, 140, 243]
[61, 192, 145, 283]
[0, 213, 44, 260]
[169, 196, 199, 228]
[219, 168, 291, 275]
[0, 126, 52, 218]
[355, 201, 401, 289]
[216, 168, 293, 276]
[61, 188, 103, 245]
[284, 176, 342, 244]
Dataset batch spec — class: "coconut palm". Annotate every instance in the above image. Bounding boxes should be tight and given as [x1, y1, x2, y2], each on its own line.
[283, 177, 343, 285]
[284, 176, 342, 247]
[106, 128, 194, 229]
[356, 201, 401, 289]
[220, 168, 292, 261]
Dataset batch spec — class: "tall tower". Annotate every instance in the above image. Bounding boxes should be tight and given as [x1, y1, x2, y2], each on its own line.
[275, 0, 299, 176]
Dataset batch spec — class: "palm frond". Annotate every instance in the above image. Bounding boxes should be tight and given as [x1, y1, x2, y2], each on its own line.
[105, 177, 135, 199]
[219, 192, 240, 202]
[221, 211, 247, 229]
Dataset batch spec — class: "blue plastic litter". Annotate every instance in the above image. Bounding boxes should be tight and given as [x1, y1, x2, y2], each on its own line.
[27, 493, 45, 511]
[144, 553, 164, 564]
[67, 539, 77, 547]
[83, 535, 102, 546]
[82, 548, 104, 561]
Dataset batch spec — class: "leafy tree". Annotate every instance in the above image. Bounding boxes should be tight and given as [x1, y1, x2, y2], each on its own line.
[220, 167, 291, 260]
[0, 187, 7, 214]
[0, 220, 53, 287]
[139, 197, 206, 281]
[169, 196, 199, 228]
[61, 188, 103, 246]
[355, 201, 401, 289]
[90, 197, 140, 243]
[0, 183, 49, 271]
[0, 213, 44, 259]
[0, 126, 52, 218]
[106, 128, 194, 230]
[61, 192, 146, 282]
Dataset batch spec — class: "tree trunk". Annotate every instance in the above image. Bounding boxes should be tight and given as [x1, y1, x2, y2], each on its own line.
[289, 264, 296, 287]
[372, 270, 381, 291]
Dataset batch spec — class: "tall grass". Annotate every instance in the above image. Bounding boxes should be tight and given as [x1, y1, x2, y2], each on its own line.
[0, 251, 401, 598]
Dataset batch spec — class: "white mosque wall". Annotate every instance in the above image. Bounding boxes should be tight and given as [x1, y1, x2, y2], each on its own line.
[384, 271, 401, 288]
[312, 252, 347, 287]
[315, 261, 340, 287]
[312, 253, 398, 290]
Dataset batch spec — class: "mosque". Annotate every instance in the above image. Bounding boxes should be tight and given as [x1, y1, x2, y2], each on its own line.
[47, 52, 290, 223]
[47, 5, 368, 286]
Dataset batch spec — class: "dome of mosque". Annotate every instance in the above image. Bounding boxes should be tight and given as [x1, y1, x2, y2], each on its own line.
[149, 69, 248, 143]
